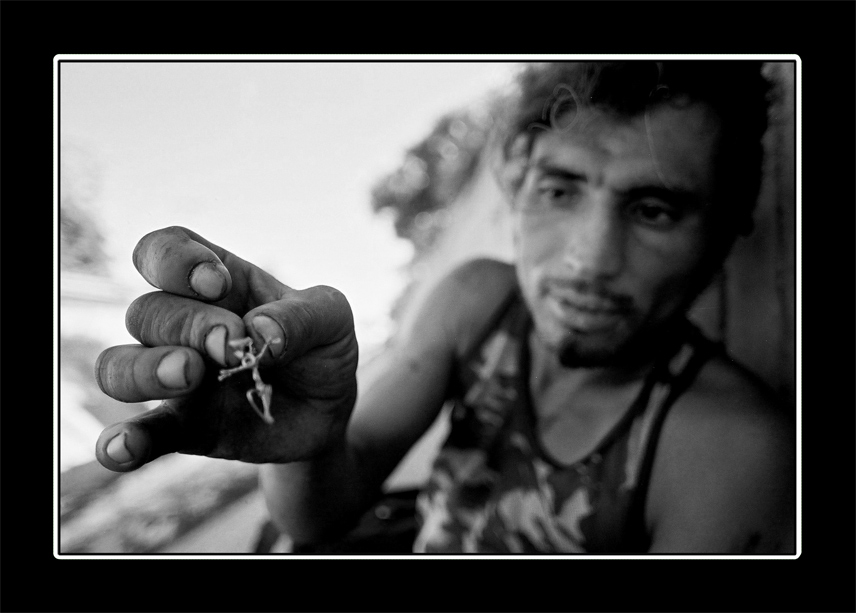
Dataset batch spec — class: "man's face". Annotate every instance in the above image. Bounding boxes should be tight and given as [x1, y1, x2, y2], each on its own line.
[512, 102, 726, 367]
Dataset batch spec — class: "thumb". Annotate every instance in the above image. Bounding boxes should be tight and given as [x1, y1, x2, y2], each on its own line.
[95, 404, 187, 472]
[244, 285, 355, 365]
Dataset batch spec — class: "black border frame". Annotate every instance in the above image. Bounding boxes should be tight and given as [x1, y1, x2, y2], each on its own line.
[4, 1, 854, 611]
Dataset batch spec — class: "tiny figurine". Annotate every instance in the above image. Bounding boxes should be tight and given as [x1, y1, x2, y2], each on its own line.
[218, 336, 281, 425]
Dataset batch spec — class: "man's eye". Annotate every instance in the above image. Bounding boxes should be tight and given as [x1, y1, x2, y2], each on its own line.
[630, 201, 680, 227]
[534, 182, 577, 208]
[538, 187, 566, 200]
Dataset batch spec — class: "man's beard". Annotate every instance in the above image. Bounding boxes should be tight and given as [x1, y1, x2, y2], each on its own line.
[555, 319, 683, 369]
[558, 337, 621, 368]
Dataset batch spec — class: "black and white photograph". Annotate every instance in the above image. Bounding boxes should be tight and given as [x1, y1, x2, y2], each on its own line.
[56, 55, 800, 559]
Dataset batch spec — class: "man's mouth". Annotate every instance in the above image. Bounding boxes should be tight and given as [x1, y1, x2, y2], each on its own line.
[543, 289, 631, 333]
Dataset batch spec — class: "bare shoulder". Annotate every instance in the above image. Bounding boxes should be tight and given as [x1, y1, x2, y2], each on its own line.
[646, 351, 797, 553]
[436, 257, 517, 299]
[441, 256, 517, 312]
[665, 353, 795, 453]
[397, 258, 518, 355]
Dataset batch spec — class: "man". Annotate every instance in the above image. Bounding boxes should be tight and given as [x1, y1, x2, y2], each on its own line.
[94, 61, 795, 554]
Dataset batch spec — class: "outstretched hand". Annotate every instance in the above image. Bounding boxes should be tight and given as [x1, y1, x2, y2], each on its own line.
[94, 226, 358, 472]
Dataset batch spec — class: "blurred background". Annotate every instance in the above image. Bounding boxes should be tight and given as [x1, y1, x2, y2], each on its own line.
[57, 59, 796, 555]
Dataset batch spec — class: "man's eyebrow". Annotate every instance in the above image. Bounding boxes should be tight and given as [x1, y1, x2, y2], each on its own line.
[529, 158, 701, 203]
[622, 185, 700, 205]
[528, 160, 586, 181]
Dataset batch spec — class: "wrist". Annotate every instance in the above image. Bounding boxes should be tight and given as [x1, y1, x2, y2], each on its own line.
[259, 438, 358, 543]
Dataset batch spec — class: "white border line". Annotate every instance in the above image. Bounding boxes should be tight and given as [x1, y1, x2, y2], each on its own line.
[794, 56, 802, 561]
[54, 53, 802, 561]
[52, 53, 803, 62]
[54, 57, 61, 560]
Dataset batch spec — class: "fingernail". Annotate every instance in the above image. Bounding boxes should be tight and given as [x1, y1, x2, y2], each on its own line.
[204, 325, 228, 366]
[106, 432, 133, 464]
[252, 315, 285, 358]
[156, 351, 189, 389]
[190, 262, 228, 299]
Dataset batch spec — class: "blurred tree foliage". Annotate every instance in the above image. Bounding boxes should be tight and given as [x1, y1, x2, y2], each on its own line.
[60, 203, 109, 274]
[370, 107, 495, 255]
[60, 141, 110, 274]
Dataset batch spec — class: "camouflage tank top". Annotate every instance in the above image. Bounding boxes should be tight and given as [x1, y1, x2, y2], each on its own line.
[413, 290, 718, 554]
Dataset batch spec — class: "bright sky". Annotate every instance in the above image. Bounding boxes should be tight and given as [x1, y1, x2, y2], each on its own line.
[59, 58, 519, 348]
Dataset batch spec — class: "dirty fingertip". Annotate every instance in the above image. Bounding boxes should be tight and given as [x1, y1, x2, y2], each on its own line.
[204, 325, 228, 366]
[251, 315, 286, 358]
[106, 431, 133, 464]
[98, 425, 151, 472]
[189, 262, 230, 300]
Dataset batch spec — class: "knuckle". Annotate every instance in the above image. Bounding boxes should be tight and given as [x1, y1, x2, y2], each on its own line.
[93, 347, 114, 396]
[125, 292, 163, 344]
[132, 227, 163, 259]
[124, 294, 147, 338]
[318, 285, 354, 324]
[124, 292, 181, 346]
[187, 307, 223, 346]
[132, 226, 192, 281]
[133, 227, 171, 269]
[94, 345, 137, 400]
[297, 285, 355, 340]
[312, 285, 351, 311]
[125, 291, 241, 352]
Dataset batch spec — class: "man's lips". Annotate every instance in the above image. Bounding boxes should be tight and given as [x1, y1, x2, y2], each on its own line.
[542, 287, 632, 332]
[548, 292, 625, 313]
[545, 295, 622, 327]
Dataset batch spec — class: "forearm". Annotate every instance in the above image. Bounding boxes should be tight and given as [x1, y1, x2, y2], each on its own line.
[258, 266, 470, 545]
[259, 439, 380, 546]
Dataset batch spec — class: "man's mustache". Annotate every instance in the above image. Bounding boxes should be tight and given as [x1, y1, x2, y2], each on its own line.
[541, 277, 634, 312]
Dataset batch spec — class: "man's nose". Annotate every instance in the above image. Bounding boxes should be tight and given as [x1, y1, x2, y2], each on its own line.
[561, 200, 625, 280]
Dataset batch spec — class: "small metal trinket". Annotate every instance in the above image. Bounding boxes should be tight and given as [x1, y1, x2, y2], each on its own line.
[218, 336, 281, 425]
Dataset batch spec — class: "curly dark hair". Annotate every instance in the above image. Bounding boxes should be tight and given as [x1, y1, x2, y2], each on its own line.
[498, 61, 773, 236]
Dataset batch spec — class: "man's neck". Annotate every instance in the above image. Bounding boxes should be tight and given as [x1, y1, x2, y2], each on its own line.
[526, 317, 691, 400]
[528, 333, 654, 397]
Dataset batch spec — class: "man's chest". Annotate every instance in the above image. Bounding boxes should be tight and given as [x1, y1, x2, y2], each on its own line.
[529, 377, 647, 464]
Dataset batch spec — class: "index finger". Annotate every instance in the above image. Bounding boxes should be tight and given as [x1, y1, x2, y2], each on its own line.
[133, 226, 233, 301]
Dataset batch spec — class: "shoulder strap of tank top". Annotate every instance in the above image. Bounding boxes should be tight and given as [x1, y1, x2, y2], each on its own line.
[622, 322, 722, 550]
